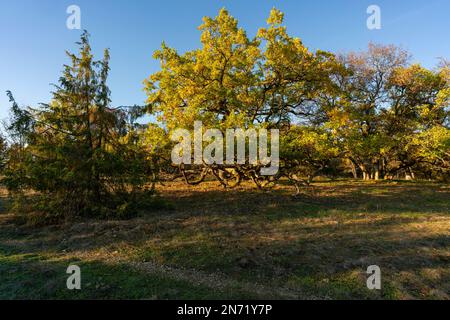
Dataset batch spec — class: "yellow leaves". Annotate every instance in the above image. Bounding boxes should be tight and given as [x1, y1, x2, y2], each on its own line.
[267, 8, 284, 25]
[281, 126, 339, 160]
[390, 64, 446, 96]
[408, 126, 450, 160]
[418, 105, 432, 119]
[236, 29, 249, 45]
[327, 108, 350, 128]
[436, 88, 450, 107]
[256, 28, 267, 39]
[145, 7, 341, 143]
[199, 8, 241, 49]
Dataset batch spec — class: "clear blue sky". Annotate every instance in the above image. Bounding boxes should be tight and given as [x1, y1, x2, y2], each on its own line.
[1, 0, 449, 120]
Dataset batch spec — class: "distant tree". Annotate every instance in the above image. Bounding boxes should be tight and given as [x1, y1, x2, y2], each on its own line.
[323, 44, 449, 180]
[383, 63, 449, 179]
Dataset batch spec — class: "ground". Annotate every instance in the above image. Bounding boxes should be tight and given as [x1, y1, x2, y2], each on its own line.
[0, 180, 449, 300]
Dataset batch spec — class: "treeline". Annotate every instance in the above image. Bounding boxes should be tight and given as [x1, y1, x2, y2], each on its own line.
[145, 9, 449, 190]
[2, 9, 449, 222]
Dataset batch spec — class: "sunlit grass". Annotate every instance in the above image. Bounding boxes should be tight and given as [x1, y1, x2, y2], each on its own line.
[0, 180, 448, 299]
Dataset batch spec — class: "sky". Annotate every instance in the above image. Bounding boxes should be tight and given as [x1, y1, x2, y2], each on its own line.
[1, 0, 450, 121]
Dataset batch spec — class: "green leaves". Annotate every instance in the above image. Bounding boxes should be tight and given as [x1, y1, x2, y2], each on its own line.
[3, 33, 156, 221]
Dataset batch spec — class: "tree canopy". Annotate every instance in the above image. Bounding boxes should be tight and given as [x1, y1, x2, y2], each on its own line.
[144, 8, 449, 189]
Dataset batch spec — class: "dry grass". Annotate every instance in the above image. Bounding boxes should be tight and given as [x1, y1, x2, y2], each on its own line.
[0, 180, 449, 299]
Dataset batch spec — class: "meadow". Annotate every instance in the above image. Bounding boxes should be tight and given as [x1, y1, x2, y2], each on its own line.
[0, 180, 448, 300]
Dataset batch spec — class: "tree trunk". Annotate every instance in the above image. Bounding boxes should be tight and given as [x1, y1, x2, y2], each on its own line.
[350, 162, 358, 179]
[363, 171, 370, 180]
[374, 160, 380, 180]
[408, 168, 415, 180]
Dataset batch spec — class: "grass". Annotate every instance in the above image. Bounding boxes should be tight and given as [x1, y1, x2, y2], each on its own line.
[0, 180, 449, 299]
[0, 252, 255, 299]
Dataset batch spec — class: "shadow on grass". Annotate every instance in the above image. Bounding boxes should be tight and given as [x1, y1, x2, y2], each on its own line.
[0, 249, 259, 299]
[0, 181, 448, 299]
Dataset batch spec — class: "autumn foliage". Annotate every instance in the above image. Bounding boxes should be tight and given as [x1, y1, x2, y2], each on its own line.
[2, 9, 449, 222]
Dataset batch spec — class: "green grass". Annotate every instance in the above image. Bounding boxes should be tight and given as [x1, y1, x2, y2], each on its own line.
[0, 180, 449, 299]
[0, 250, 257, 300]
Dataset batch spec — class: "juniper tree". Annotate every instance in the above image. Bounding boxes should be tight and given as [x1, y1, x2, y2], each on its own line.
[4, 32, 154, 221]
